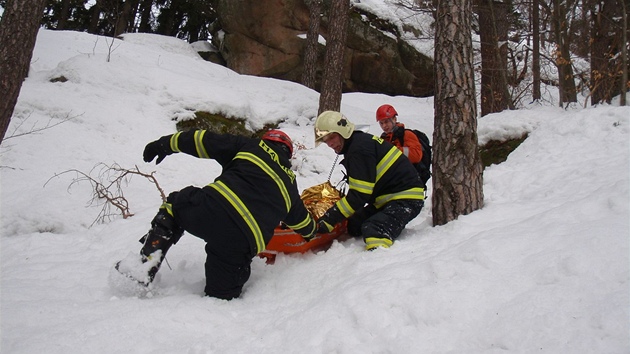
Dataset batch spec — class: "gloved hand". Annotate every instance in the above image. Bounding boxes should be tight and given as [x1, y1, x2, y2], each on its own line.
[302, 231, 316, 242]
[316, 219, 334, 234]
[143, 136, 173, 164]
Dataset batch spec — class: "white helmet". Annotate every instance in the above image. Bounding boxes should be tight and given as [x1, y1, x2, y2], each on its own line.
[314, 111, 355, 146]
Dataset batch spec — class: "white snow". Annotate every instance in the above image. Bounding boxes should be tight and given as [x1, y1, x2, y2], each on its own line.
[1, 28, 628, 353]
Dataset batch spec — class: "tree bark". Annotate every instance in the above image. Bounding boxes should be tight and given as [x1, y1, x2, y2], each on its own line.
[532, 0, 541, 100]
[0, 0, 48, 144]
[318, 0, 349, 114]
[432, 0, 484, 226]
[476, 0, 512, 116]
[57, 0, 72, 30]
[621, 0, 628, 106]
[114, 0, 135, 36]
[138, 0, 154, 33]
[589, 0, 624, 105]
[88, 0, 103, 34]
[552, 0, 577, 106]
[302, 0, 322, 90]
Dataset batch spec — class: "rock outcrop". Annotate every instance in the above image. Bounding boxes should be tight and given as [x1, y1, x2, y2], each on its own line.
[205, 0, 434, 97]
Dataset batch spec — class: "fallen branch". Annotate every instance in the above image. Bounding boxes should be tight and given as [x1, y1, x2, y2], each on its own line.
[45, 162, 166, 226]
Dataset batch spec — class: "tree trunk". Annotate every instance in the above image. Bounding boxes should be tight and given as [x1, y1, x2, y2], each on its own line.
[88, 0, 102, 34]
[433, 0, 484, 226]
[552, 0, 577, 106]
[126, 0, 141, 33]
[590, 0, 624, 105]
[476, 0, 512, 116]
[156, 0, 181, 37]
[318, 0, 349, 115]
[302, 0, 322, 90]
[0, 0, 48, 144]
[532, 0, 541, 100]
[57, 0, 72, 30]
[138, 0, 154, 33]
[621, 0, 628, 106]
[114, 0, 134, 36]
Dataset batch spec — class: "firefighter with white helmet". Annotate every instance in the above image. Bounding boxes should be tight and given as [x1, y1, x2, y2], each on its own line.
[314, 111, 424, 250]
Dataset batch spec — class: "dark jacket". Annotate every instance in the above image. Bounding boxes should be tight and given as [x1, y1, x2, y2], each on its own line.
[325, 131, 425, 225]
[160, 129, 316, 255]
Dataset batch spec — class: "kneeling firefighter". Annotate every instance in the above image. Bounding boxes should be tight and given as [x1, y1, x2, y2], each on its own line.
[313, 111, 425, 251]
[116, 129, 316, 300]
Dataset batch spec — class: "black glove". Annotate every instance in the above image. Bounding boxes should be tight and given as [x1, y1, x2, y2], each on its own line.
[143, 136, 173, 164]
[316, 219, 334, 234]
[302, 231, 316, 242]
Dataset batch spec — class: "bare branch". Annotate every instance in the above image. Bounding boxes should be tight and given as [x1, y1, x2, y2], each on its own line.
[45, 162, 167, 227]
[3, 111, 80, 141]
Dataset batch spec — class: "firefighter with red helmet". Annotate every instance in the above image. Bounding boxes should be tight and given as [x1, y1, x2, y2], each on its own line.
[376, 104, 423, 165]
[115, 129, 316, 300]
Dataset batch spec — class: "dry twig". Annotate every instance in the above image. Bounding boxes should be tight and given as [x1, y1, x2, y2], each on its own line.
[45, 162, 166, 226]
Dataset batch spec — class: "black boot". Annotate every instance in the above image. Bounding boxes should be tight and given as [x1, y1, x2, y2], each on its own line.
[137, 211, 184, 284]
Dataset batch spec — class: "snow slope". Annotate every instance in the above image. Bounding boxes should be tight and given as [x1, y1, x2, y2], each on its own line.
[1, 29, 628, 353]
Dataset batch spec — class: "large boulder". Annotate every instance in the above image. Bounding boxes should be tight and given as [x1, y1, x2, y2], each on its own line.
[207, 0, 434, 97]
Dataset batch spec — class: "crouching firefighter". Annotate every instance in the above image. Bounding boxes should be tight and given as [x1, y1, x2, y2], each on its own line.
[313, 111, 425, 251]
[115, 129, 316, 300]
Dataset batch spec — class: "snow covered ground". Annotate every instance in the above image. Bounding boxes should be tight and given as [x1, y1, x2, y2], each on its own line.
[1, 28, 628, 353]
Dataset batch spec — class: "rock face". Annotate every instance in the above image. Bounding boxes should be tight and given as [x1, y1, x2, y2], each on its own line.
[207, 0, 434, 97]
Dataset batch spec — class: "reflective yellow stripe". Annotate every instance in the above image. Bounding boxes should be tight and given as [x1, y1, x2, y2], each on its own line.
[234, 152, 291, 212]
[194, 130, 210, 158]
[376, 146, 402, 181]
[259, 140, 296, 182]
[208, 181, 265, 253]
[169, 132, 182, 152]
[348, 176, 373, 195]
[374, 187, 425, 208]
[336, 198, 355, 218]
[365, 237, 392, 250]
[285, 214, 312, 230]
[159, 203, 174, 217]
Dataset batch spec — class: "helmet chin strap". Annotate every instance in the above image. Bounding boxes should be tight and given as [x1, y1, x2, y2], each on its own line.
[327, 154, 340, 182]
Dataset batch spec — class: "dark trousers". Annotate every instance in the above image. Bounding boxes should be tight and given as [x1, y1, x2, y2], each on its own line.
[347, 199, 424, 241]
[166, 186, 252, 300]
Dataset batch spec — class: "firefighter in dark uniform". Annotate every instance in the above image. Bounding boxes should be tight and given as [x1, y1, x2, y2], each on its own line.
[313, 111, 424, 251]
[117, 129, 316, 300]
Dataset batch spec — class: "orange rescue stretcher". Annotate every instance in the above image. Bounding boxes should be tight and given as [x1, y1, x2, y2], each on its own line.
[258, 181, 347, 264]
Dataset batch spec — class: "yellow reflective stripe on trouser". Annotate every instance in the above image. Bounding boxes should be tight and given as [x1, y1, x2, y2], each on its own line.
[365, 237, 392, 250]
[374, 187, 425, 209]
[194, 130, 210, 158]
[234, 152, 291, 212]
[169, 132, 182, 152]
[159, 202, 174, 217]
[208, 181, 265, 253]
[376, 146, 403, 181]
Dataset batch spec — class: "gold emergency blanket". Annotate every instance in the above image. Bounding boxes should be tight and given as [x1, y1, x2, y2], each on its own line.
[300, 181, 343, 220]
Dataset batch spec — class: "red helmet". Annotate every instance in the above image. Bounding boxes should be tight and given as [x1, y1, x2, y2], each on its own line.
[262, 129, 293, 157]
[376, 104, 398, 122]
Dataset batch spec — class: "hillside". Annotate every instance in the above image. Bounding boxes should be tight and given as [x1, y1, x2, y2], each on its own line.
[0, 29, 628, 353]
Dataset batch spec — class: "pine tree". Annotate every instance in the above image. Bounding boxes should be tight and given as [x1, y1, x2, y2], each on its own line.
[432, 0, 484, 225]
[0, 0, 48, 144]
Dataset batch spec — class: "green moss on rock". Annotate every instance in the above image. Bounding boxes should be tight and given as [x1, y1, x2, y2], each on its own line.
[176, 111, 251, 136]
[175, 111, 280, 138]
[479, 133, 528, 168]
